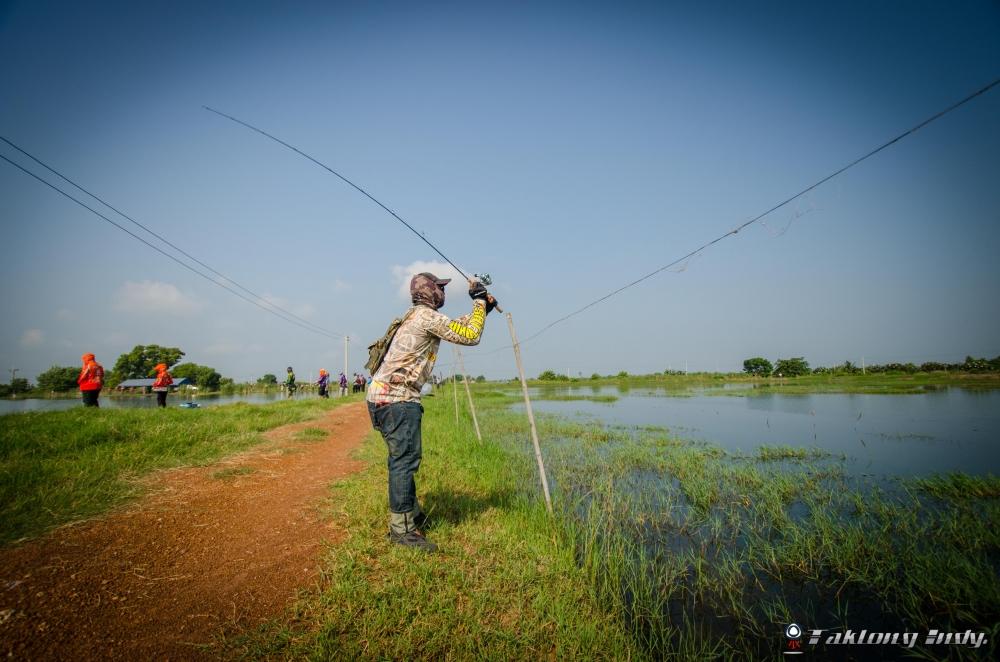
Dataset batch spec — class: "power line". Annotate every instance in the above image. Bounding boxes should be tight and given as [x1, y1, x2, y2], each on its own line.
[203, 106, 471, 281]
[516, 77, 1000, 346]
[0, 152, 344, 340]
[0, 135, 341, 339]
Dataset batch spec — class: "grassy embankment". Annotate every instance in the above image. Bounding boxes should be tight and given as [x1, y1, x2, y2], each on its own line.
[523, 370, 1000, 394]
[231, 385, 999, 660]
[0, 397, 354, 545]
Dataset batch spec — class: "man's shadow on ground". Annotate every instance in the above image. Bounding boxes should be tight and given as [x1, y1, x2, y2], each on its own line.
[420, 487, 519, 528]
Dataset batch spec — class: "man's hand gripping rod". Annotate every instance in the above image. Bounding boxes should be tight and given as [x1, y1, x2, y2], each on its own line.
[472, 273, 502, 313]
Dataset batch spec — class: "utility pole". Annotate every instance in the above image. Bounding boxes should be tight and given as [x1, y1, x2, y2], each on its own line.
[861, 356, 865, 375]
[344, 336, 349, 379]
[8, 368, 19, 397]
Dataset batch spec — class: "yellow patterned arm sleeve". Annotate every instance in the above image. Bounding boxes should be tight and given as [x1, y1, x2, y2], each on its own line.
[432, 302, 487, 345]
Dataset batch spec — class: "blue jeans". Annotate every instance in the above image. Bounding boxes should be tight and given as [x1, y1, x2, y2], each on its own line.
[368, 401, 424, 515]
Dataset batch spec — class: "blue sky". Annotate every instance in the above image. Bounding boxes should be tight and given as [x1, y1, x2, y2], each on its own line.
[1, 0, 998, 383]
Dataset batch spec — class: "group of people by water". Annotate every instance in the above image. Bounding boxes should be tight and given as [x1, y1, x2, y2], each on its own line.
[286, 366, 370, 399]
[70, 354, 371, 408]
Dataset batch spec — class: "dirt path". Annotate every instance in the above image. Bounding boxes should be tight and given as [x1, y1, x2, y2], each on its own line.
[1, 401, 371, 660]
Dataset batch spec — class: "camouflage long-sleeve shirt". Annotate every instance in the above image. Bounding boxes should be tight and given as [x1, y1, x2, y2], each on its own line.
[367, 301, 487, 404]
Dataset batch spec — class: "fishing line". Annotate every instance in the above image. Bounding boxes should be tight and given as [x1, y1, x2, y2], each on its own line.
[0, 152, 344, 340]
[514, 76, 1000, 346]
[203, 106, 470, 281]
[0, 135, 341, 339]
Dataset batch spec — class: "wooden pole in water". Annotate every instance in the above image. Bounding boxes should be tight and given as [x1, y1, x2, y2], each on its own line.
[506, 312, 553, 513]
[456, 347, 482, 441]
[451, 347, 460, 423]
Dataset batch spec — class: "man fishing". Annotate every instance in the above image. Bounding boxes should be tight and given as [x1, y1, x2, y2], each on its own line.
[367, 272, 497, 551]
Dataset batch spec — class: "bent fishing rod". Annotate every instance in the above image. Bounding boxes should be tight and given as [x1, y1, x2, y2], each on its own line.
[203, 106, 501, 311]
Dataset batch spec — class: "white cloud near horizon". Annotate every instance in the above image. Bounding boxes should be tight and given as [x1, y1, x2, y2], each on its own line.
[391, 260, 467, 301]
[114, 280, 202, 315]
[20, 328, 43, 348]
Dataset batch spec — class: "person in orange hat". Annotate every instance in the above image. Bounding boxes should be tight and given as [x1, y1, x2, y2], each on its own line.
[77, 353, 105, 407]
[316, 368, 330, 398]
[152, 363, 174, 408]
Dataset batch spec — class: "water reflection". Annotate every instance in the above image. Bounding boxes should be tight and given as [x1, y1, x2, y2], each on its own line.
[0, 392, 323, 414]
[520, 386, 1000, 477]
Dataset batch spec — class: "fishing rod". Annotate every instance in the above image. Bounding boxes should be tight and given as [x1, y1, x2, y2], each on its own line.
[203, 106, 501, 311]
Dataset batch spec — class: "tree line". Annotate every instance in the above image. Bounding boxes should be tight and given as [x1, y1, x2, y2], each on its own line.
[742, 355, 1000, 377]
[23, 345, 231, 394]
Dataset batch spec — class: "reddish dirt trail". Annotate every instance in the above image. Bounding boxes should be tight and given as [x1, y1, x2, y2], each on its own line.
[1, 401, 372, 661]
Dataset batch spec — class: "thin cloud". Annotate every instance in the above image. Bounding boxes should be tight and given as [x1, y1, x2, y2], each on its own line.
[204, 342, 265, 355]
[115, 280, 202, 315]
[391, 260, 466, 301]
[262, 294, 316, 319]
[20, 329, 43, 348]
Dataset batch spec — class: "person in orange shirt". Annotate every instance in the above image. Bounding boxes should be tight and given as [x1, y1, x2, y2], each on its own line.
[152, 363, 173, 408]
[316, 369, 330, 398]
[77, 353, 104, 408]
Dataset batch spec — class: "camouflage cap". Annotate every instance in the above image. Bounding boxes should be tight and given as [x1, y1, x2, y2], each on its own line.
[411, 272, 449, 309]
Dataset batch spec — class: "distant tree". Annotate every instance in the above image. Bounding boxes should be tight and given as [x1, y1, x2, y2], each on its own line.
[110, 345, 184, 386]
[590, 373, 601, 380]
[475, 375, 486, 383]
[10, 377, 31, 394]
[538, 370, 558, 381]
[742, 357, 773, 377]
[616, 371, 629, 379]
[774, 357, 810, 377]
[837, 361, 861, 375]
[962, 356, 991, 373]
[36, 365, 81, 392]
[172, 362, 223, 391]
[919, 362, 948, 372]
[257, 373, 278, 385]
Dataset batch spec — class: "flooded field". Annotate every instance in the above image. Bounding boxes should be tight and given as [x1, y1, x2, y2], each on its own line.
[499, 383, 1000, 658]
[522, 385, 1000, 477]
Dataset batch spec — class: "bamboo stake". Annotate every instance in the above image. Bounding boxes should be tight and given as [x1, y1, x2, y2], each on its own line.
[505, 312, 553, 513]
[456, 347, 481, 442]
[451, 347, 459, 423]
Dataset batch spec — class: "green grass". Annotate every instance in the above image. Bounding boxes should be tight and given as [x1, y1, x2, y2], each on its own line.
[0, 398, 346, 545]
[488, 371, 1000, 395]
[225, 395, 640, 660]
[236, 390, 1000, 660]
[911, 473, 1000, 500]
[212, 466, 257, 480]
[293, 427, 329, 441]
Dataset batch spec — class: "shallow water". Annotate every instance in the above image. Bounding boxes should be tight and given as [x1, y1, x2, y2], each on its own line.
[520, 385, 1000, 477]
[0, 391, 332, 414]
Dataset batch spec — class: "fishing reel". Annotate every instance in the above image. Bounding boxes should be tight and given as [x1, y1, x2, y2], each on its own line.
[471, 273, 502, 313]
